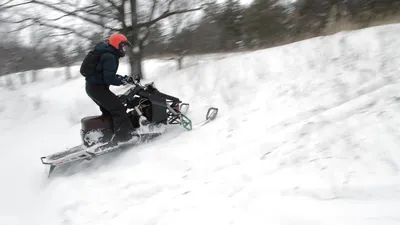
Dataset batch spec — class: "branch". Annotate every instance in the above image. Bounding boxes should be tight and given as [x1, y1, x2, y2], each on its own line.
[0, 0, 13, 8]
[5, 16, 93, 40]
[35, 20, 93, 39]
[47, 4, 118, 21]
[149, 0, 158, 20]
[0, 0, 33, 10]
[104, 0, 120, 11]
[8, 24, 33, 33]
[47, 4, 96, 21]
[48, 31, 75, 37]
[2, 14, 36, 32]
[33, 0, 119, 30]
[134, 7, 202, 29]
[139, 0, 158, 45]
[167, 0, 174, 11]
[2, 0, 120, 31]
[3, 16, 33, 24]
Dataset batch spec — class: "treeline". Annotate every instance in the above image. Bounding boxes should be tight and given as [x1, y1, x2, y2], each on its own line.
[0, 35, 88, 78]
[144, 0, 400, 56]
[0, 41, 53, 78]
[1, 0, 400, 77]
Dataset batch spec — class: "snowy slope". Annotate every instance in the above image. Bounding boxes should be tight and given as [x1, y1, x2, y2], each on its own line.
[2, 24, 400, 225]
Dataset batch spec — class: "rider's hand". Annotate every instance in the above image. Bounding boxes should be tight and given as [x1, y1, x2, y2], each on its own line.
[132, 73, 140, 83]
[121, 75, 135, 85]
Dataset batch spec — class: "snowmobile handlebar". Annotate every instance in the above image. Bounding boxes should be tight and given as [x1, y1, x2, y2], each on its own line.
[118, 80, 158, 103]
[131, 80, 155, 91]
[119, 79, 181, 106]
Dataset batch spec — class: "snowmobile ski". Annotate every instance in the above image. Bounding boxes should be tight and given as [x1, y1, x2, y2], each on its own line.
[182, 107, 219, 130]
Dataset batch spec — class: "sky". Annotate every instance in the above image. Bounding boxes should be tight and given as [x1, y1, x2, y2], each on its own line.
[3, 0, 297, 47]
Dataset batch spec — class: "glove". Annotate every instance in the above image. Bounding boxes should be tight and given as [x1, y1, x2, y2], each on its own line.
[120, 75, 135, 85]
[134, 76, 140, 83]
[132, 73, 140, 83]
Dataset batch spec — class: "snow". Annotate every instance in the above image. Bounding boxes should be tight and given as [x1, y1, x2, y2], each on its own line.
[2, 24, 400, 225]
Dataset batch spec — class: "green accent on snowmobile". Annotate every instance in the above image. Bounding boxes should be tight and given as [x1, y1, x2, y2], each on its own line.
[180, 114, 192, 130]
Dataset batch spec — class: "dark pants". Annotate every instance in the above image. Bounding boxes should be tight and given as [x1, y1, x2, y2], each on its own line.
[85, 82, 134, 142]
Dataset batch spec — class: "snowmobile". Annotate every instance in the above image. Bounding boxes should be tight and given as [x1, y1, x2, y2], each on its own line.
[40, 81, 218, 176]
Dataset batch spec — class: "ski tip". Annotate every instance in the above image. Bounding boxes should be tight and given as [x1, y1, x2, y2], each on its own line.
[48, 165, 56, 178]
[206, 107, 218, 121]
[180, 103, 190, 114]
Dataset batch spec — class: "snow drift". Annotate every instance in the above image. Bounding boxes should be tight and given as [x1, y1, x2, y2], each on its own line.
[1, 24, 400, 225]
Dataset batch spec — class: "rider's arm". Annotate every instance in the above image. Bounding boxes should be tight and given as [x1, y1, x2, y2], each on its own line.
[101, 54, 124, 86]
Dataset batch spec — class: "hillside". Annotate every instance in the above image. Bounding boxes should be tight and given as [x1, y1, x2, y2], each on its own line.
[1, 24, 400, 225]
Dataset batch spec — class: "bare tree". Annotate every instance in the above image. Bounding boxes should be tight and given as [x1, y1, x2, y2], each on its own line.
[0, 0, 207, 79]
[28, 25, 55, 82]
[164, 0, 199, 70]
[126, 0, 206, 78]
[53, 45, 75, 80]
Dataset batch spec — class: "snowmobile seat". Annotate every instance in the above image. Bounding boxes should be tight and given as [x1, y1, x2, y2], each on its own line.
[81, 115, 113, 131]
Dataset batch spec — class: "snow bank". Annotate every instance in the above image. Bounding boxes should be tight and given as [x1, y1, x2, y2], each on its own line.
[2, 24, 400, 225]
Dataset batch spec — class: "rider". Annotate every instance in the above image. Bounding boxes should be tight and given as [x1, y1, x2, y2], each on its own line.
[84, 33, 138, 143]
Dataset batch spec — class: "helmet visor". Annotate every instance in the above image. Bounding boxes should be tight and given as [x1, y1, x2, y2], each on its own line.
[119, 41, 132, 55]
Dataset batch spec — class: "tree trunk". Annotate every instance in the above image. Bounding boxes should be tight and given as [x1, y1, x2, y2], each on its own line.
[128, 51, 142, 79]
[19, 72, 26, 85]
[177, 50, 187, 70]
[129, 0, 143, 80]
[65, 66, 71, 80]
[6, 76, 15, 90]
[177, 57, 182, 70]
[31, 70, 38, 82]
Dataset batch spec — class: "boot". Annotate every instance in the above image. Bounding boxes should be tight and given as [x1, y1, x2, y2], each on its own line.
[111, 129, 140, 145]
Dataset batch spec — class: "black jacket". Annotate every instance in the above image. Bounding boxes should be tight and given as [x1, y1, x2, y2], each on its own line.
[85, 42, 125, 86]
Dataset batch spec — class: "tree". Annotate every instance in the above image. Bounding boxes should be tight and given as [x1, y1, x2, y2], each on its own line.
[141, 23, 166, 56]
[163, 0, 200, 69]
[217, 0, 244, 50]
[175, 1, 224, 53]
[27, 26, 56, 82]
[52, 44, 79, 80]
[0, 0, 207, 79]
[195, 2, 224, 52]
[0, 30, 54, 82]
[291, 0, 332, 37]
[242, 0, 288, 48]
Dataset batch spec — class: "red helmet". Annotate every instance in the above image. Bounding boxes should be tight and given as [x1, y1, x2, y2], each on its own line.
[108, 33, 132, 57]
